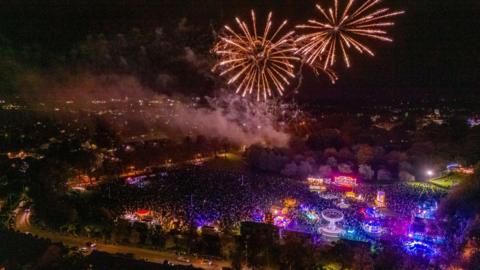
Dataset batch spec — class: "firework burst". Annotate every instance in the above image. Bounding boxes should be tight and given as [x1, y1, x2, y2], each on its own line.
[212, 11, 300, 101]
[296, 0, 404, 69]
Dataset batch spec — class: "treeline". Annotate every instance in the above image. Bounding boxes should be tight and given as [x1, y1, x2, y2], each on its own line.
[440, 167, 480, 268]
[247, 113, 480, 182]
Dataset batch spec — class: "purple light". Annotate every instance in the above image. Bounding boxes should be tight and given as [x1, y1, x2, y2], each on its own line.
[273, 216, 291, 228]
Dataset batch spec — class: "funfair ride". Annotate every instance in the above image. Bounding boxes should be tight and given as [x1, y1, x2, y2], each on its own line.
[319, 209, 344, 240]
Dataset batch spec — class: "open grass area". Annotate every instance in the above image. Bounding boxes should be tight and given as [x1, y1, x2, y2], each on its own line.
[428, 173, 466, 189]
[406, 182, 437, 189]
[205, 152, 246, 171]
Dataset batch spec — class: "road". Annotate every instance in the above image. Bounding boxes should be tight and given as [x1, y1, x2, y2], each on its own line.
[15, 208, 230, 269]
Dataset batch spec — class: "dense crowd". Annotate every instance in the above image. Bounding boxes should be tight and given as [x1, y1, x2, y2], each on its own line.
[98, 166, 447, 239]
[102, 166, 310, 232]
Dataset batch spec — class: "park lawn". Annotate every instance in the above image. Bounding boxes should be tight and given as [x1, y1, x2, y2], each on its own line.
[205, 152, 246, 171]
[428, 173, 466, 189]
[406, 182, 437, 189]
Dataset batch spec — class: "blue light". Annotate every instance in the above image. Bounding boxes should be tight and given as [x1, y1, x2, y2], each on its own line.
[252, 209, 265, 222]
[306, 212, 319, 221]
[364, 207, 384, 218]
[403, 240, 438, 257]
[446, 163, 460, 170]
[362, 220, 385, 235]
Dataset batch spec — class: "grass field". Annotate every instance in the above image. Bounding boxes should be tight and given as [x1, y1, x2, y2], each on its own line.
[428, 173, 466, 189]
[406, 182, 438, 189]
[205, 152, 246, 171]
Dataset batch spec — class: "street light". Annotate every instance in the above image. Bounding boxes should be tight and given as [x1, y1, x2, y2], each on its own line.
[426, 170, 434, 177]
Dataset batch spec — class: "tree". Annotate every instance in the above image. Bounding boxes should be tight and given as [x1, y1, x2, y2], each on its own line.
[60, 223, 78, 235]
[377, 169, 393, 181]
[399, 171, 415, 182]
[373, 245, 405, 270]
[384, 151, 408, 167]
[323, 148, 338, 158]
[27, 158, 77, 227]
[464, 127, 480, 164]
[297, 161, 314, 177]
[326, 157, 338, 167]
[281, 162, 298, 177]
[399, 161, 414, 173]
[338, 163, 353, 174]
[230, 240, 243, 270]
[318, 165, 333, 177]
[321, 129, 343, 149]
[373, 146, 385, 160]
[440, 167, 480, 257]
[352, 246, 374, 270]
[129, 229, 141, 245]
[246, 145, 287, 173]
[446, 115, 469, 142]
[354, 144, 375, 164]
[279, 235, 314, 270]
[359, 165, 374, 181]
[338, 147, 354, 161]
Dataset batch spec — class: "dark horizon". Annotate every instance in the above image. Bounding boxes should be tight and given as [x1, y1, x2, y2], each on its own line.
[1, 0, 478, 102]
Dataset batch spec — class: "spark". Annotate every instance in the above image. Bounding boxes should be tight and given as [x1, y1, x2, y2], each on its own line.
[212, 10, 300, 101]
[296, 0, 404, 69]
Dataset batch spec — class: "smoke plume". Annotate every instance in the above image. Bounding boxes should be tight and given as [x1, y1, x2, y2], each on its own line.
[24, 74, 290, 147]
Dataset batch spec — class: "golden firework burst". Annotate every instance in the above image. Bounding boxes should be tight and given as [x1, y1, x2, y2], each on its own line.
[212, 11, 300, 101]
[296, 0, 404, 69]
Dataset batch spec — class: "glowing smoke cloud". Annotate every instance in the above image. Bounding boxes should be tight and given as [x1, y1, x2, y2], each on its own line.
[26, 75, 290, 147]
[143, 93, 291, 147]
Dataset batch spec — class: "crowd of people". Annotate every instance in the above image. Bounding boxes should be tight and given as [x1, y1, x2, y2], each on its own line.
[103, 166, 310, 232]
[98, 165, 447, 241]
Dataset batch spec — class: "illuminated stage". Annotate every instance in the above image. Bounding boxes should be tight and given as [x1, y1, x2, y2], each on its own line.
[333, 175, 357, 188]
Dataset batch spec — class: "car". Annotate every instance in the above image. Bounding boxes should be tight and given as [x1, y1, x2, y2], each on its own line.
[201, 259, 213, 265]
[177, 256, 190, 263]
[85, 242, 97, 249]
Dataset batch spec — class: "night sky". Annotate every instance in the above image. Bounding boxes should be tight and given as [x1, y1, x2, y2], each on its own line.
[0, 0, 478, 102]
